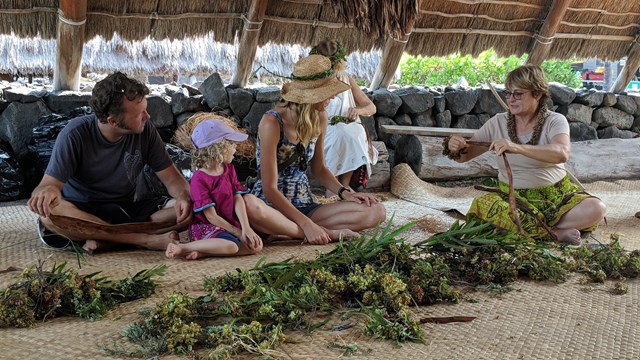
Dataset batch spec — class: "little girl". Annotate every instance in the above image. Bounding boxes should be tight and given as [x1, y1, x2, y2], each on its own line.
[165, 119, 262, 259]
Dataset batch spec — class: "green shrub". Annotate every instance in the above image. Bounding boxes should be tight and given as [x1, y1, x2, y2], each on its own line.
[398, 49, 582, 88]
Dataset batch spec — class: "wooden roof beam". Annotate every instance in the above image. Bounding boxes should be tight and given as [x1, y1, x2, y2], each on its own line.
[54, 0, 87, 91]
[525, 0, 571, 66]
[231, 0, 269, 87]
[370, 34, 410, 90]
[611, 39, 640, 93]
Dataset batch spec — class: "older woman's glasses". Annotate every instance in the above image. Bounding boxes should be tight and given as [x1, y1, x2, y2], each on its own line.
[296, 143, 308, 171]
[505, 90, 529, 100]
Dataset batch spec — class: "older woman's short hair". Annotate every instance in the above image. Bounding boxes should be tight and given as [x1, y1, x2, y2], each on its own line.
[505, 65, 550, 108]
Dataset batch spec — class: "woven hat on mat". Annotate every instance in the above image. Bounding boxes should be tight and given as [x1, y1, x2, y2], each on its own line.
[281, 54, 350, 104]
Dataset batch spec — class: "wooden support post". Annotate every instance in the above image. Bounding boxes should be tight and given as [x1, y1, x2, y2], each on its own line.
[525, 0, 570, 66]
[611, 39, 640, 93]
[54, 0, 87, 91]
[369, 34, 410, 90]
[231, 0, 269, 87]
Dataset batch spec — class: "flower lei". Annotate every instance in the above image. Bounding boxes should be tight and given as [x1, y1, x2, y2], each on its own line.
[507, 103, 549, 145]
[290, 67, 335, 81]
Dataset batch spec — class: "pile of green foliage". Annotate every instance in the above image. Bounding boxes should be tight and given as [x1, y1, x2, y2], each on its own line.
[398, 49, 583, 88]
[105, 220, 640, 359]
[0, 262, 166, 327]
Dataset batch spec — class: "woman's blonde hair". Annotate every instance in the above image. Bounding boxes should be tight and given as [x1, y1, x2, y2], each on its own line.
[277, 101, 321, 146]
[505, 65, 550, 110]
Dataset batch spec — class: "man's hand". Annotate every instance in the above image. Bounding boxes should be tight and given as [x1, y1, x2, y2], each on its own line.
[174, 193, 192, 224]
[27, 185, 61, 217]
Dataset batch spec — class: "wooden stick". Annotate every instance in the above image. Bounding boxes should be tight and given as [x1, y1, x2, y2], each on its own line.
[420, 316, 476, 324]
[474, 185, 557, 241]
[485, 80, 509, 111]
[502, 154, 523, 235]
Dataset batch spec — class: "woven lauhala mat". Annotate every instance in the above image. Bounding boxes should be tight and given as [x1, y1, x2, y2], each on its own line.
[1, 191, 640, 359]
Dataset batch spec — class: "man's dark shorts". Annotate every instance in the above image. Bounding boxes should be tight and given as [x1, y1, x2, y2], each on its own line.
[70, 196, 172, 224]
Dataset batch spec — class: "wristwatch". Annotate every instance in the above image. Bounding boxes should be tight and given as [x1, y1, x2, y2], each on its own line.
[338, 186, 351, 200]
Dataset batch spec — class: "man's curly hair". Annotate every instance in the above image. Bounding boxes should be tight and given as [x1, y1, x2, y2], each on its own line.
[89, 72, 150, 123]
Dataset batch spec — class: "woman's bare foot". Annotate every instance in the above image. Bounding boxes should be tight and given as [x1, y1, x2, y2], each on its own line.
[555, 228, 581, 246]
[326, 228, 360, 241]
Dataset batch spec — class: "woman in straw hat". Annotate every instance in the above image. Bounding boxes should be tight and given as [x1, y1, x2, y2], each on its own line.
[311, 39, 378, 195]
[446, 65, 606, 246]
[248, 54, 386, 245]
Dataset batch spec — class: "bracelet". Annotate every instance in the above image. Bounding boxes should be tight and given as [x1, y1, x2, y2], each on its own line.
[337, 186, 350, 200]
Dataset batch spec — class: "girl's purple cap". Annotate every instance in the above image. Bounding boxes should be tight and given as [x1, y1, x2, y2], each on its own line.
[191, 120, 248, 149]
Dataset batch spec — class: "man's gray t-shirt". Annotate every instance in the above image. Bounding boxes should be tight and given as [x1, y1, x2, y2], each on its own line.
[45, 114, 173, 203]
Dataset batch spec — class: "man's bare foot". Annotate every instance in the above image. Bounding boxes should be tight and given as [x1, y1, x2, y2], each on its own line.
[326, 228, 360, 241]
[83, 240, 115, 254]
[184, 251, 202, 260]
[555, 228, 581, 246]
[145, 231, 180, 250]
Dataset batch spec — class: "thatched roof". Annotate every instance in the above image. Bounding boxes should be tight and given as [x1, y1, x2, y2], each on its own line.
[0, 33, 382, 80]
[2, 0, 640, 61]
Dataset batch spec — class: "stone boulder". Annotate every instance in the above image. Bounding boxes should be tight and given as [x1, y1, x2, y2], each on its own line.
[445, 89, 478, 116]
[473, 88, 506, 116]
[569, 122, 597, 142]
[393, 113, 412, 126]
[601, 93, 617, 107]
[454, 114, 483, 129]
[393, 135, 422, 175]
[435, 110, 452, 128]
[147, 94, 174, 128]
[548, 82, 576, 105]
[227, 87, 255, 119]
[565, 103, 593, 126]
[573, 89, 604, 107]
[371, 89, 402, 117]
[592, 107, 633, 129]
[243, 101, 274, 135]
[597, 126, 636, 139]
[44, 91, 91, 115]
[395, 87, 434, 114]
[255, 86, 281, 103]
[199, 73, 228, 110]
[3, 87, 47, 103]
[614, 95, 638, 115]
[411, 111, 435, 127]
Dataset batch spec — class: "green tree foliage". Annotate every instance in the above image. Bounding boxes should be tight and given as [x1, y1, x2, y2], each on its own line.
[398, 49, 582, 88]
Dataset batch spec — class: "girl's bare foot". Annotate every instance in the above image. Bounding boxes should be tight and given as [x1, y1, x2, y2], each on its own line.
[555, 228, 581, 246]
[165, 243, 184, 259]
[326, 228, 360, 241]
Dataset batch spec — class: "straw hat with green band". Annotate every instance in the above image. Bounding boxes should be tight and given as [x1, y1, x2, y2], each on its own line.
[280, 55, 350, 104]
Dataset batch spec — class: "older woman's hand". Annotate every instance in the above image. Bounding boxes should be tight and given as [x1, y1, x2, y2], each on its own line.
[490, 138, 518, 156]
[448, 135, 469, 153]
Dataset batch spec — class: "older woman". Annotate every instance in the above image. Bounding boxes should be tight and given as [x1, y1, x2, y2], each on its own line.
[446, 65, 606, 245]
[247, 54, 386, 245]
